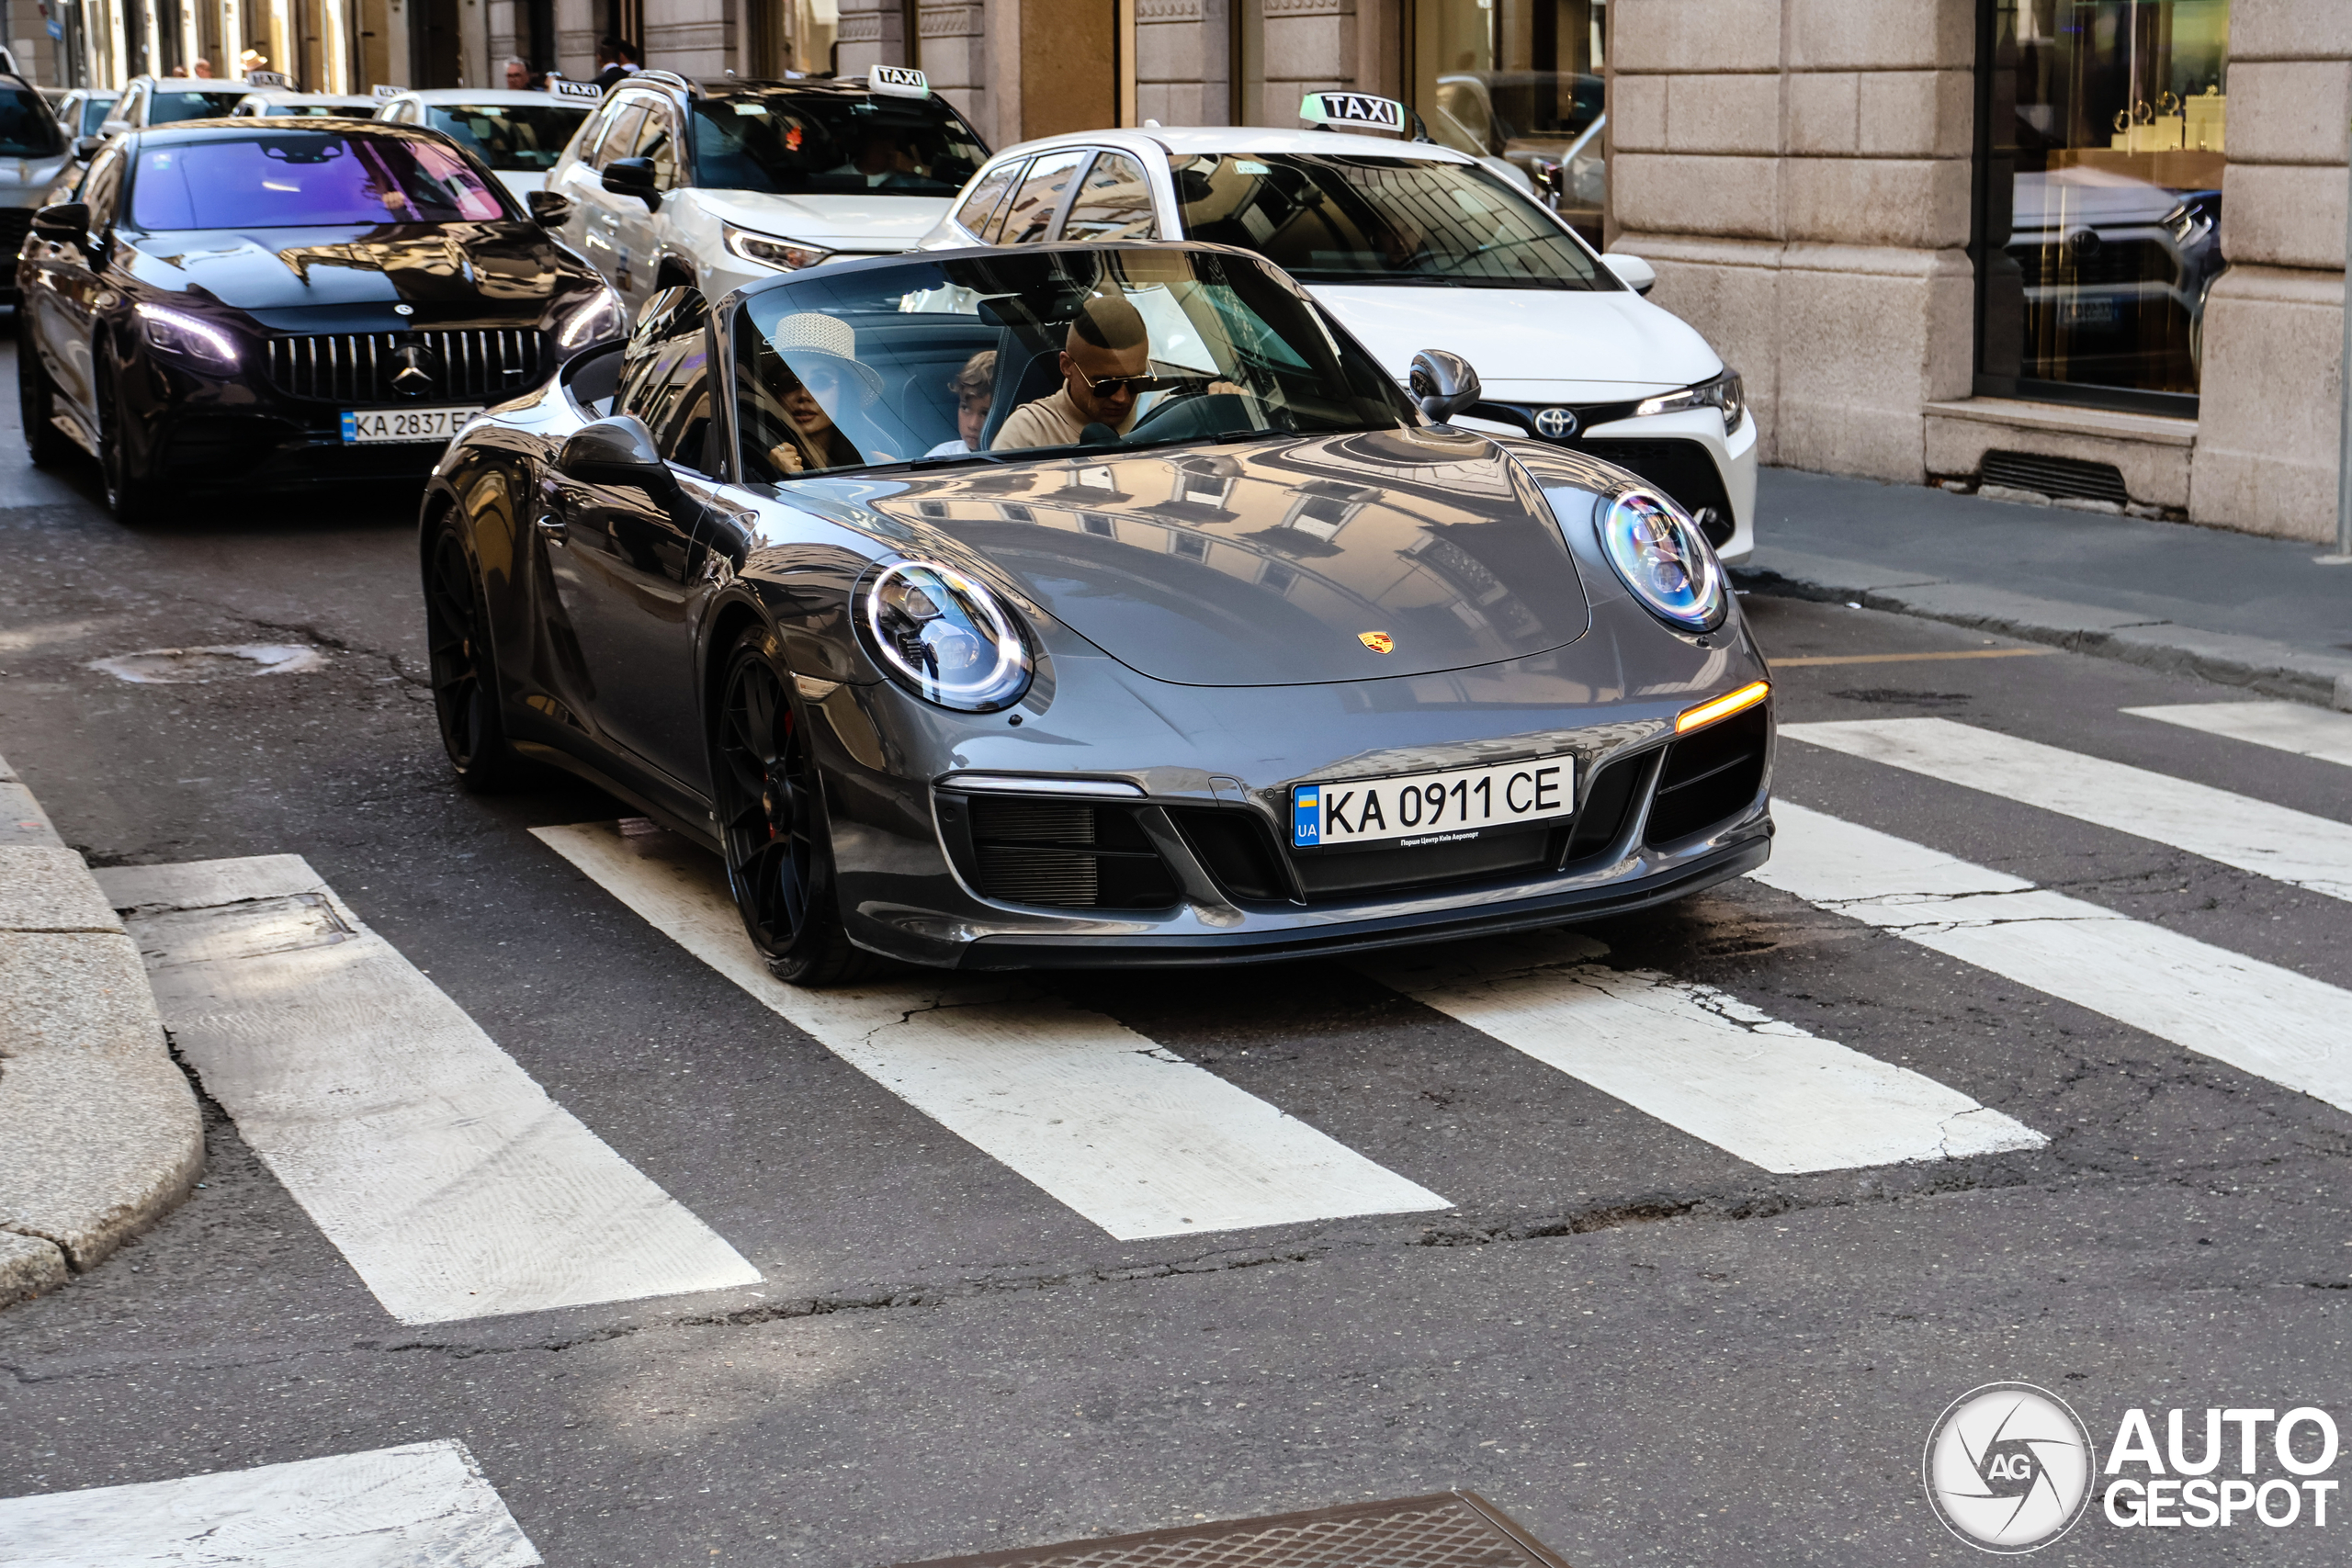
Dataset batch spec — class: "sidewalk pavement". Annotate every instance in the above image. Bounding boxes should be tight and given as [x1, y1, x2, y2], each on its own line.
[1736, 468, 2352, 711]
[0, 750, 202, 1307]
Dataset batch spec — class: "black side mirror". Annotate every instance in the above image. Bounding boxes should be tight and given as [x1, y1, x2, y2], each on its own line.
[30, 202, 88, 243]
[1408, 348, 1481, 425]
[557, 414, 679, 499]
[601, 157, 660, 211]
[72, 134, 101, 161]
[526, 188, 571, 228]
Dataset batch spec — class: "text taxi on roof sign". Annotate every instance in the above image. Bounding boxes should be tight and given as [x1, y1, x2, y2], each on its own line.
[1297, 92, 1409, 135]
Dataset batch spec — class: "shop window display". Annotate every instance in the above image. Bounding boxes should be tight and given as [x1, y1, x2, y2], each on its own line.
[1974, 0, 2229, 412]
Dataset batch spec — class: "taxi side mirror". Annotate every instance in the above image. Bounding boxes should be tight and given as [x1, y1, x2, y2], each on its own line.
[72, 134, 102, 160]
[1601, 252, 1657, 296]
[601, 156, 660, 211]
[1408, 348, 1480, 426]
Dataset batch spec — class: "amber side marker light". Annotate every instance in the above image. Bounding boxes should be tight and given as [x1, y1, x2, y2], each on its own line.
[1677, 680, 1770, 734]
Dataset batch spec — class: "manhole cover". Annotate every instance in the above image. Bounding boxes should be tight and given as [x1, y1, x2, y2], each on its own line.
[88, 645, 328, 684]
[889, 1492, 1572, 1568]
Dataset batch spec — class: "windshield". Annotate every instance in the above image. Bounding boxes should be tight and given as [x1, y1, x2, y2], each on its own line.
[427, 103, 591, 171]
[78, 96, 118, 136]
[689, 90, 987, 198]
[258, 104, 367, 118]
[735, 248, 1411, 481]
[145, 87, 251, 124]
[0, 87, 62, 156]
[1173, 152, 1606, 290]
[129, 132, 511, 229]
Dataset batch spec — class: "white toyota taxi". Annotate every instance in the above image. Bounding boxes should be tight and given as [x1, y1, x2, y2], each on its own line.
[370, 83, 602, 202]
[921, 92, 1754, 558]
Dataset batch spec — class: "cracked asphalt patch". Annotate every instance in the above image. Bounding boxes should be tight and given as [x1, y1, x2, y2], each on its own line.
[2, 459, 2349, 1565]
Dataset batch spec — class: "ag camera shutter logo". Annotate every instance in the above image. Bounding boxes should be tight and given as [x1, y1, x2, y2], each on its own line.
[1923, 1382, 2095, 1552]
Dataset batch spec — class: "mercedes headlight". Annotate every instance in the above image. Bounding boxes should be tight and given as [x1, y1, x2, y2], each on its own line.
[136, 302, 239, 369]
[1635, 368, 1744, 433]
[860, 560, 1034, 712]
[724, 224, 832, 272]
[1597, 488, 1726, 633]
[552, 284, 626, 349]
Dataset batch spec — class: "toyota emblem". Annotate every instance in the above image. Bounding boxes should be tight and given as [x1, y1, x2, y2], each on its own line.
[1532, 407, 1578, 440]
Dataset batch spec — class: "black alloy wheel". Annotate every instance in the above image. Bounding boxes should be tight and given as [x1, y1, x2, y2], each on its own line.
[95, 358, 160, 525]
[714, 630, 871, 987]
[424, 524, 536, 792]
[17, 315, 70, 468]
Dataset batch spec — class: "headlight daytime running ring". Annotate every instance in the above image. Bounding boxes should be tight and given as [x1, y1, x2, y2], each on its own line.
[860, 559, 1034, 712]
[1597, 486, 1728, 633]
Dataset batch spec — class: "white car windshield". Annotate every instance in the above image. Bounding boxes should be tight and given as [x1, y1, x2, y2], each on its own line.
[427, 104, 591, 172]
[731, 247, 1413, 481]
[689, 89, 987, 198]
[1172, 152, 1608, 290]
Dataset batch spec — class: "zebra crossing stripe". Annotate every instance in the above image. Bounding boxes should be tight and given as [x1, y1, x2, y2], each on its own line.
[2120, 701, 2352, 771]
[0, 1439, 539, 1567]
[531, 821, 1449, 1241]
[94, 856, 762, 1325]
[1755, 803, 2352, 1116]
[1365, 930, 2044, 1174]
[1782, 716, 2352, 903]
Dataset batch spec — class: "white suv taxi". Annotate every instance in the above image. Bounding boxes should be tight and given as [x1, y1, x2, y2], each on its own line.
[542, 68, 989, 319]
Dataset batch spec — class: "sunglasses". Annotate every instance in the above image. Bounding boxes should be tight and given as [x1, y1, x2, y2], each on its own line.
[1070, 363, 1172, 400]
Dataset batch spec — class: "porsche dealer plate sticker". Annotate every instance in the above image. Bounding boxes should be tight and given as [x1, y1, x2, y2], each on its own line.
[341, 407, 483, 445]
[1292, 756, 1572, 850]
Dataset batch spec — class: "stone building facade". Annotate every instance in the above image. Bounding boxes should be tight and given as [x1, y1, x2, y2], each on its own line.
[52, 0, 2352, 543]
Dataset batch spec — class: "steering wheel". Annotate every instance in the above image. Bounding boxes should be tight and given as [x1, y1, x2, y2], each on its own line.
[1121, 384, 1254, 444]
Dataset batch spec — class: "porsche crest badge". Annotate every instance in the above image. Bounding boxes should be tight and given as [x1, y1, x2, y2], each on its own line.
[1358, 631, 1395, 654]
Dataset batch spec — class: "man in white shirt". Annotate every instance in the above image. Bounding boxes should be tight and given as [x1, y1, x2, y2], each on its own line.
[992, 294, 1152, 451]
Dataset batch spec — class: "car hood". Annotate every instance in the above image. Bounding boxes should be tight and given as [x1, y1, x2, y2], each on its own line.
[689, 189, 953, 254]
[122, 221, 585, 314]
[1306, 283, 1722, 400]
[864, 428, 1593, 687]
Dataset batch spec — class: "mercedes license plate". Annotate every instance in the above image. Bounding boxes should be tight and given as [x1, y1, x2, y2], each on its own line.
[1292, 756, 1573, 850]
[341, 406, 483, 445]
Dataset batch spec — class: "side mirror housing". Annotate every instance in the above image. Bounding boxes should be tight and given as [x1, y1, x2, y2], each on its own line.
[96, 118, 129, 139]
[30, 201, 88, 243]
[72, 134, 102, 160]
[600, 156, 660, 210]
[1408, 348, 1481, 426]
[526, 188, 571, 228]
[1601, 252, 1657, 296]
[557, 414, 679, 499]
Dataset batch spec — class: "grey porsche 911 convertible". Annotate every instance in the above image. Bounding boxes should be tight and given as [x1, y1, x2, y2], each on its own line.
[422, 241, 1771, 982]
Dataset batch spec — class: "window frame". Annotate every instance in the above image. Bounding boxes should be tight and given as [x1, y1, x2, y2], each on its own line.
[1051, 147, 1159, 243]
[954, 155, 1030, 243]
[995, 148, 1089, 246]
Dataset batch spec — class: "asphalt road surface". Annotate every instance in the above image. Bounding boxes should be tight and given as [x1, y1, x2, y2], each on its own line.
[3, 344, 2349, 1566]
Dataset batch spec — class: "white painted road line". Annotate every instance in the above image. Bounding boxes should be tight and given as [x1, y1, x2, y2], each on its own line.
[532, 821, 1449, 1242]
[1783, 716, 2352, 903]
[2121, 700, 2352, 771]
[95, 856, 761, 1325]
[0, 1439, 539, 1567]
[1366, 931, 2044, 1174]
[1756, 803, 2352, 1117]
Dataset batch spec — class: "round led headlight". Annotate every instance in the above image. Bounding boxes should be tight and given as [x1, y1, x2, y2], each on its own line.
[1597, 487, 1726, 632]
[861, 560, 1034, 712]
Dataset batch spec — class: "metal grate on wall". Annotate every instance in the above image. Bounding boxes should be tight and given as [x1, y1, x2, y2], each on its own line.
[1977, 449, 2131, 505]
[889, 1492, 1576, 1568]
[262, 329, 546, 404]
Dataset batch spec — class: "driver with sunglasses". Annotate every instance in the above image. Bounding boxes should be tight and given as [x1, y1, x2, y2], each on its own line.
[991, 293, 1159, 452]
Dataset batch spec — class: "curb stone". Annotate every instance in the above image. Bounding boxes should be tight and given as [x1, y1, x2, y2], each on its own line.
[1735, 547, 2352, 712]
[0, 750, 203, 1308]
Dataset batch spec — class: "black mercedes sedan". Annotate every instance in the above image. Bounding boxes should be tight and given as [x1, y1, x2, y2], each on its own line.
[423, 242, 1771, 982]
[16, 118, 624, 521]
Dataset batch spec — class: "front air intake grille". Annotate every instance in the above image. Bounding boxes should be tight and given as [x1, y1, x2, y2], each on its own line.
[1977, 450, 2131, 505]
[1644, 706, 1770, 847]
[1561, 752, 1647, 866]
[0, 207, 34, 264]
[262, 329, 546, 404]
[964, 795, 1179, 910]
[1167, 807, 1294, 903]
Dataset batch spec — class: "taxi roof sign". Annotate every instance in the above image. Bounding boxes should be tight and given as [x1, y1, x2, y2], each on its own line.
[1299, 91, 1406, 133]
[246, 69, 294, 89]
[371, 83, 402, 98]
[869, 65, 930, 99]
[548, 76, 603, 100]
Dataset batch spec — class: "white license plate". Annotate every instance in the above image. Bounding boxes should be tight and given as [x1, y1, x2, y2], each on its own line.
[1292, 755, 1574, 850]
[340, 406, 483, 445]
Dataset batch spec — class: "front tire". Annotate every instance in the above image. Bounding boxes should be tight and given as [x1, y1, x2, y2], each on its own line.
[17, 315, 69, 468]
[713, 629, 872, 987]
[423, 521, 537, 792]
[96, 358, 161, 525]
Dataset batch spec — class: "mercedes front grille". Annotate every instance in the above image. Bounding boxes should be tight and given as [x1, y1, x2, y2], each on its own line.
[262, 329, 546, 404]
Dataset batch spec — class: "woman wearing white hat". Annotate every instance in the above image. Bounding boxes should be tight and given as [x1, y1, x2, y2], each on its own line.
[752, 313, 897, 476]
